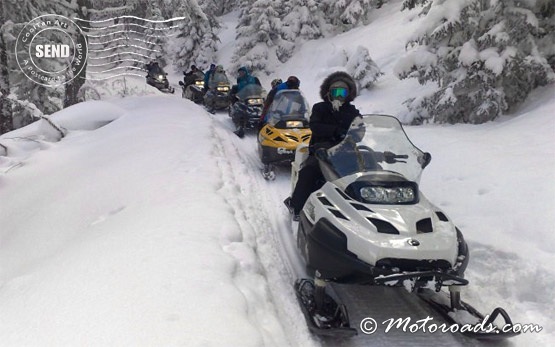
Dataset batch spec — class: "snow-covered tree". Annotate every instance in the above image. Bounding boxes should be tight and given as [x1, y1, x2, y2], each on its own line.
[319, 0, 372, 32]
[171, 0, 217, 70]
[281, 0, 324, 42]
[0, 5, 13, 134]
[1, 0, 75, 128]
[345, 46, 383, 89]
[231, 0, 282, 74]
[396, 0, 554, 124]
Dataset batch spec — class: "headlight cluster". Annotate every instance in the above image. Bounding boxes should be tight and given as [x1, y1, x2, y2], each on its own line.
[158, 75, 164, 80]
[195, 81, 204, 86]
[360, 186, 416, 204]
[247, 98, 264, 105]
[217, 86, 230, 92]
[346, 180, 419, 205]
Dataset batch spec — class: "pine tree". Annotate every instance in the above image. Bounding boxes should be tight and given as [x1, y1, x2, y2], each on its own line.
[281, 0, 323, 41]
[396, 0, 554, 124]
[64, 0, 92, 108]
[0, 3, 13, 135]
[231, 0, 282, 74]
[320, 0, 372, 32]
[345, 46, 383, 89]
[2, 0, 69, 128]
[171, 0, 217, 70]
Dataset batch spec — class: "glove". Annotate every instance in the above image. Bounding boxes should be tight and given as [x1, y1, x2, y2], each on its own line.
[333, 127, 347, 141]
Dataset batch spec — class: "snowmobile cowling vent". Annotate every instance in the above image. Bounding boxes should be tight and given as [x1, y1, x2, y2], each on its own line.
[368, 218, 399, 234]
[416, 218, 433, 233]
[435, 211, 449, 221]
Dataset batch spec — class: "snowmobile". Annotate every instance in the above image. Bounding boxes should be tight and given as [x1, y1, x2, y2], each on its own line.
[179, 70, 205, 103]
[290, 114, 518, 339]
[204, 71, 231, 113]
[228, 84, 266, 138]
[257, 90, 312, 180]
[146, 65, 175, 94]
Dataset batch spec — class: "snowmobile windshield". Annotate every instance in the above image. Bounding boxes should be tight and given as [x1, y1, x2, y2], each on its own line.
[236, 84, 266, 100]
[325, 115, 428, 183]
[267, 90, 309, 126]
[192, 71, 204, 80]
[149, 65, 164, 76]
[208, 72, 230, 89]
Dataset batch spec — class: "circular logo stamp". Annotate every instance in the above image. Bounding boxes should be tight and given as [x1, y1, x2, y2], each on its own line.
[15, 14, 88, 87]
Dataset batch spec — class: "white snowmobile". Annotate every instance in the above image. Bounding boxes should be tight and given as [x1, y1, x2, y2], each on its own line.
[289, 114, 518, 339]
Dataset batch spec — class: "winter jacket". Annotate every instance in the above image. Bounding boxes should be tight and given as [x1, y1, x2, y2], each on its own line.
[236, 67, 258, 92]
[309, 102, 361, 150]
[309, 71, 360, 151]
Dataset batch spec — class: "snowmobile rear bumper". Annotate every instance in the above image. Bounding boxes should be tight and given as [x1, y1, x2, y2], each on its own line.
[299, 215, 467, 287]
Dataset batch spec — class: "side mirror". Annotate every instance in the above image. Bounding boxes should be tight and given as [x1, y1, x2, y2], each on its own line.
[178, 81, 184, 86]
[420, 152, 432, 169]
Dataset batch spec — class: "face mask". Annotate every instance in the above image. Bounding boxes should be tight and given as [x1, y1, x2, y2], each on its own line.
[331, 99, 344, 111]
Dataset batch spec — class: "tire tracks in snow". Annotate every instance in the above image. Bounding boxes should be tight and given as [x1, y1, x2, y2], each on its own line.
[209, 115, 318, 347]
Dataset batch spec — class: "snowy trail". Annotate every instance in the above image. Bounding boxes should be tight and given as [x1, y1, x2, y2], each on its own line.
[206, 109, 512, 347]
[208, 111, 319, 347]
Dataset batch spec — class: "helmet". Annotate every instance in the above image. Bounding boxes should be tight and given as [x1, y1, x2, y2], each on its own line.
[286, 76, 300, 89]
[348, 116, 366, 143]
[210, 63, 216, 70]
[271, 78, 283, 89]
[216, 65, 224, 72]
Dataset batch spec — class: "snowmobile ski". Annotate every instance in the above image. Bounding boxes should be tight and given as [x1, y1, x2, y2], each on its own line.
[294, 279, 357, 338]
[262, 164, 276, 181]
[417, 288, 520, 340]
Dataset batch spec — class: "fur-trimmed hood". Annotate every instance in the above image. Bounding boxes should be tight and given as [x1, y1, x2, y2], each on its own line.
[319, 71, 357, 102]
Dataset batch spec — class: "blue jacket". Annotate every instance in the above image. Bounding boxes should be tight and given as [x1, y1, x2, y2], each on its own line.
[236, 67, 257, 91]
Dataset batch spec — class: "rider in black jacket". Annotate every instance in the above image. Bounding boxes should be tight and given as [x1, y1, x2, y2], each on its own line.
[285, 71, 361, 219]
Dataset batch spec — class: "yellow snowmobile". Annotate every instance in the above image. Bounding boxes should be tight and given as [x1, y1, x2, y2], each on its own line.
[258, 89, 311, 180]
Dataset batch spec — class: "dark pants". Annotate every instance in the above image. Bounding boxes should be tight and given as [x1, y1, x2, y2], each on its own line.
[291, 156, 325, 214]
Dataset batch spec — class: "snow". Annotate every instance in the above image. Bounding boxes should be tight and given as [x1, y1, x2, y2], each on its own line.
[1, 1, 554, 346]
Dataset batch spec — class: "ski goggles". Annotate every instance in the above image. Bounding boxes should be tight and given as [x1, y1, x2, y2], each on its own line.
[330, 87, 348, 99]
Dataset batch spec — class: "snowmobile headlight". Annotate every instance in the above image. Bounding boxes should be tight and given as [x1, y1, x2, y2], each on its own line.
[195, 81, 204, 86]
[158, 75, 164, 80]
[217, 86, 230, 92]
[248, 98, 263, 105]
[347, 180, 419, 205]
[360, 186, 416, 204]
[285, 121, 304, 128]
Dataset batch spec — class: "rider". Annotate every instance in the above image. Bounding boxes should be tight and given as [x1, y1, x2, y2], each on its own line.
[286, 71, 361, 323]
[284, 71, 360, 221]
[236, 66, 260, 92]
[203, 63, 217, 92]
[183, 64, 202, 87]
[230, 66, 262, 137]
[205, 65, 227, 114]
[145, 60, 162, 76]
